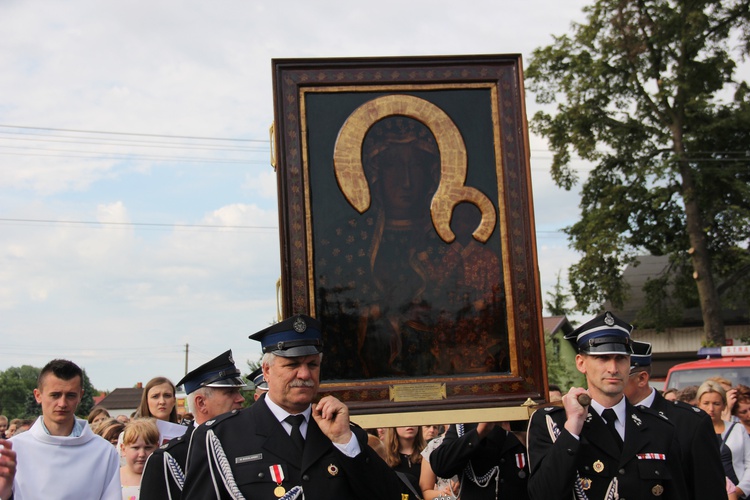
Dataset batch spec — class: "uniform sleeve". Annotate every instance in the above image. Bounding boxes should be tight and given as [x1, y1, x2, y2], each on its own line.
[181, 426, 222, 500]
[429, 423, 480, 478]
[139, 450, 168, 500]
[526, 409, 580, 500]
[334, 426, 405, 500]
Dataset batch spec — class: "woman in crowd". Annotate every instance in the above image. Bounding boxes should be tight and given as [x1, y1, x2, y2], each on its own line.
[420, 425, 459, 500]
[698, 379, 750, 497]
[732, 385, 750, 435]
[87, 406, 111, 430]
[135, 376, 178, 423]
[119, 418, 159, 500]
[95, 418, 126, 446]
[384, 426, 426, 485]
[662, 388, 678, 401]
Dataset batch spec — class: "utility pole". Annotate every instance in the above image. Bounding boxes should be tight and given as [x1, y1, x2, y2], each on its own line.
[184, 343, 189, 376]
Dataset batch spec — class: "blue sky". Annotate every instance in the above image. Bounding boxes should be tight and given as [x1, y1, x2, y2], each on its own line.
[0, 0, 602, 391]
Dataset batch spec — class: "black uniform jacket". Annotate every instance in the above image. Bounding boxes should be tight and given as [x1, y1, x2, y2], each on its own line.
[429, 423, 529, 500]
[139, 425, 193, 500]
[647, 391, 728, 500]
[527, 402, 689, 500]
[181, 396, 404, 500]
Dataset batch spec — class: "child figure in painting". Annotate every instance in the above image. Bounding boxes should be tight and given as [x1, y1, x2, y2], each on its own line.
[119, 418, 159, 500]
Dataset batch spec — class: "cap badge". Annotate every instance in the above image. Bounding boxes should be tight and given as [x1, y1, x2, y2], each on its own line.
[228, 353, 234, 363]
[293, 317, 307, 333]
[593, 460, 605, 473]
[604, 312, 615, 326]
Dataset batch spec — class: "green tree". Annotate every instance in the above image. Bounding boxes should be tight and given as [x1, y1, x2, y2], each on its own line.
[545, 270, 576, 318]
[0, 365, 40, 419]
[527, 0, 750, 344]
[77, 370, 98, 418]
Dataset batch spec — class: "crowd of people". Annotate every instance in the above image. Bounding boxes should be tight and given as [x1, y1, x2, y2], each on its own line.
[0, 311, 747, 499]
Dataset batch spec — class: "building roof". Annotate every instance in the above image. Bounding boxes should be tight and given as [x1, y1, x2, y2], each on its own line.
[605, 254, 749, 326]
[543, 315, 575, 337]
[96, 388, 143, 410]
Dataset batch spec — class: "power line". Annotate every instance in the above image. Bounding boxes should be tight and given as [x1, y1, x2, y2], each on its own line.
[0, 124, 266, 142]
[0, 217, 277, 230]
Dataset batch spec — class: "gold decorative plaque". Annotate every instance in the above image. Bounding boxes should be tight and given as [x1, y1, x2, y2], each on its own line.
[389, 383, 447, 403]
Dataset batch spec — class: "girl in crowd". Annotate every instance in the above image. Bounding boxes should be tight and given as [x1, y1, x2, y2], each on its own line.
[698, 380, 750, 497]
[119, 418, 159, 500]
[87, 406, 111, 431]
[420, 425, 459, 500]
[95, 418, 126, 446]
[384, 426, 426, 484]
[135, 377, 179, 423]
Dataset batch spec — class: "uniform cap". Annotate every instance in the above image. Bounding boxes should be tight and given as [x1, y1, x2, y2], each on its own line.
[248, 367, 268, 391]
[176, 350, 246, 395]
[249, 314, 323, 358]
[564, 311, 634, 355]
[630, 340, 652, 370]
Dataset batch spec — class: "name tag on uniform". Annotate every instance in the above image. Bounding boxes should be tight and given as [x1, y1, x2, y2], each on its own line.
[236, 453, 263, 464]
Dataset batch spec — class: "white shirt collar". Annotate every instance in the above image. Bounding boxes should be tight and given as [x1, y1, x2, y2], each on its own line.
[591, 395, 627, 436]
[264, 395, 311, 437]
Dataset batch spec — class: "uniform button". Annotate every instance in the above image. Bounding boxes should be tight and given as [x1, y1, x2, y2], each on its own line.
[567, 449, 575, 456]
[468, 442, 473, 447]
[500, 458, 506, 464]
[583, 466, 590, 471]
[618, 469, 626, 475]
[258, 472, 265, 478]
[655, 470, 660, 476]
[302, 475, 310, 481]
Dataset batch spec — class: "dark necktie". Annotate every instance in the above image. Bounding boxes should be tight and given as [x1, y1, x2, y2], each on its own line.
[285, 414, 306, 452]
[602, 408, 623, 452]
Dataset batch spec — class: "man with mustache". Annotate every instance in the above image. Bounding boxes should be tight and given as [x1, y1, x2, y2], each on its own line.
[527, 311, 689, 499]
[181, 314, 404, 500]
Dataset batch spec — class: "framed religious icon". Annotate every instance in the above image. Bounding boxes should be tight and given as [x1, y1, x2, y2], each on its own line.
[271, 55, 548, 421]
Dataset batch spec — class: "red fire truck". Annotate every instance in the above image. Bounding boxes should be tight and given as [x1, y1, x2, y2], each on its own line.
[664, 346, 750, 390]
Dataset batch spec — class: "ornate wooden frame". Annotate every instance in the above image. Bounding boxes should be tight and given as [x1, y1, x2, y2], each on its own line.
[272, 55, 547, 417]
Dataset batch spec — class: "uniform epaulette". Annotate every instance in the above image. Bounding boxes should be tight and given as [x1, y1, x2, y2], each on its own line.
[635, 403, 671, 422]
[540, 404, 565, 414]
[670, 400, 705, 415]
[203, 408, 243, 428]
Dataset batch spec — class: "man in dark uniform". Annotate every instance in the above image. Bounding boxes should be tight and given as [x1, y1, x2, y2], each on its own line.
[429, 420, 529, 500]
[625, 340, 728, 500]
[181, 314, 405, 500]
[527, 311, 689, 500]
[249, 367, 269, 401]
[140, 350, 246, 500]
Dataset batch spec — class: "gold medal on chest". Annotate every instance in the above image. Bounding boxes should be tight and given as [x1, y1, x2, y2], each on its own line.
[580, 477, 592, 490]
[652, 484, 664, 496]
[274, 485, 286, 497]
[593, 460, 605, 473]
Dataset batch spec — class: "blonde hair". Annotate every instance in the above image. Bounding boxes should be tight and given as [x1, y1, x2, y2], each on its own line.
[697, 379, 727, 406]
[122, 418, 160, 447]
